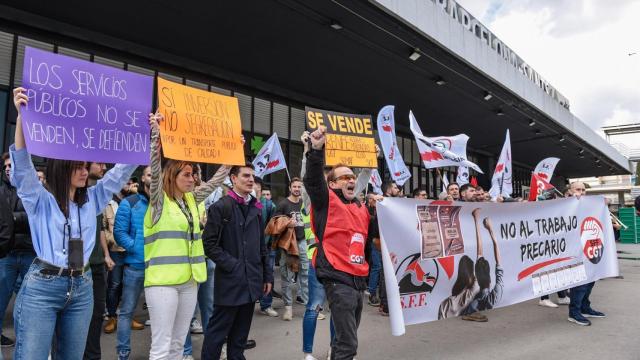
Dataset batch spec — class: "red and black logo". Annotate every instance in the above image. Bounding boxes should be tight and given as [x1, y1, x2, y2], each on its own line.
[396, 253, 439, 295]
[580, 217, 604, 265]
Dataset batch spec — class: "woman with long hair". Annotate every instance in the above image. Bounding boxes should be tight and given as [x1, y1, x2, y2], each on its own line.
[10, 88, 138, 359]
[144, 112, 233, 359]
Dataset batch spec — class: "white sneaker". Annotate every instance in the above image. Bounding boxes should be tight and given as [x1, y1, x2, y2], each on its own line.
[539, 299, 559, 308]
[182, 356, 194, 360]
[221, 343, 227, 360]
[557, 297, 570, 305]
[190, 319, 203, 334]
[144, 319, 151, 326]
[283, 305, 293, 321]
[317, 312, 326, 320]
[304, 354, 318, 360]
[260, 307, 279, 317]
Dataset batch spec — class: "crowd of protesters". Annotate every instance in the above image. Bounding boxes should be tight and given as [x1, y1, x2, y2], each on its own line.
[0, 88, 615, 360]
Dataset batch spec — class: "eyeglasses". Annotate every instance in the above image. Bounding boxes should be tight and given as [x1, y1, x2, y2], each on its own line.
[332, 174, 356, 182]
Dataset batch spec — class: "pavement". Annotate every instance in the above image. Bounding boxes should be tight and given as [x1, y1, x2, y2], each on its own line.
[2, 243, 640, 360]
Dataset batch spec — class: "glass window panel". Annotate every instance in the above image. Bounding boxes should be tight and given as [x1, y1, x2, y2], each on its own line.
[235, 93, 252, 131]
[253, 97, 271, 135]
[0, 32, 14, 85]
[14, 37, 54, 86]
[273, 103, 289, 138]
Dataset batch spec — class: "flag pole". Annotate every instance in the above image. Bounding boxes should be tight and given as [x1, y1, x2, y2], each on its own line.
[284, 167, 291, 182]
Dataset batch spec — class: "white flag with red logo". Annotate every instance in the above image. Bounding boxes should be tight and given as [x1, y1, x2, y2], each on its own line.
[369, 169, 383, 195]
[409, 111, 483, 173]
[528, 173, 557, 201]
[489, 129, 512, 199]
[533, 157, 560, 182]
[456, 166, 469, 186]
[252, 133, 287, 179]
[377, 105, 411, 186]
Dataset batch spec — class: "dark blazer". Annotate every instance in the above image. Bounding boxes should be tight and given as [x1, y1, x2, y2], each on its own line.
[202, 191, 273, 306]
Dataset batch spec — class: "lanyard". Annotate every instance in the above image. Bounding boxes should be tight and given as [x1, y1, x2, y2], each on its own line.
[62, 205, 82, 255]
[176, 198, 195, 241]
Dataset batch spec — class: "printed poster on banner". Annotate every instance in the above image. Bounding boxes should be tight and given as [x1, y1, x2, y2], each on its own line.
[306, 106, 377, 168]
[20, 47, 153, 164]
[377, 196, 618, 336]
[252, 133, 287, 179]
[157, 77, 245, 165]
[534, 157, 560, 182]
[409, 111, 483, 173]
[377, 105, 411, 185]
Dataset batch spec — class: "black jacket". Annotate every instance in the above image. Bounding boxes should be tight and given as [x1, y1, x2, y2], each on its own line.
[0, 176, 28, 257]
[303, 149, 374, 290]
[202, 192, 273, 306]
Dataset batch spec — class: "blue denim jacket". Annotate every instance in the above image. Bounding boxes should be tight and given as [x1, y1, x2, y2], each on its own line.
[9, 145, 137, 267]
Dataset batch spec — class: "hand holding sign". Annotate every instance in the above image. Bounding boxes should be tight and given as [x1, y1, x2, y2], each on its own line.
[310, 126, 326, 151]
[13, 87, 29, 150]
[13, 87, 28, 113]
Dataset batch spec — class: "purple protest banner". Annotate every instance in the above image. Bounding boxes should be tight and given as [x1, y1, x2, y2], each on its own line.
[20, 47, 153, 164]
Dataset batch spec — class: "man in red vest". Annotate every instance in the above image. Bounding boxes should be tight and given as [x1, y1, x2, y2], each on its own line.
[304, 127, 380, 360]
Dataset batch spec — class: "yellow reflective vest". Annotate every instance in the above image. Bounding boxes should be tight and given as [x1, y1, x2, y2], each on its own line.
[143, 192, 206, 287]
[303, 210, 317, 259]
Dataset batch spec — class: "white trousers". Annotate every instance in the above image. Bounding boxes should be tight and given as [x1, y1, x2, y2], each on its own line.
[146, 280, 198, 360]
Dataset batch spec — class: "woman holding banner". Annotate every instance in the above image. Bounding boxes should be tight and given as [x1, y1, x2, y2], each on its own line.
[10, 88, 138, 359]
[145, 112, 232, 359]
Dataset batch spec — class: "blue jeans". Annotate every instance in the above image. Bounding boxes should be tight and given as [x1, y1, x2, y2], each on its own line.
[116, 266, 145, 358]
[184, 259, 215, 356]
[0, 251, 36, 335]
[106, 251, 126, 317]
[569, 282, 595, 318]
[13, 260, 93, 360]
[368, 247, 382, 295]
[259, 249, 277, 310]
[302, 265, 334, 354]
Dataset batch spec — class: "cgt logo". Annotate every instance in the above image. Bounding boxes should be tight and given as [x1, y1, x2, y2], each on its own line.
[580, 217, 604, 264]
[395, 253, 438, 309]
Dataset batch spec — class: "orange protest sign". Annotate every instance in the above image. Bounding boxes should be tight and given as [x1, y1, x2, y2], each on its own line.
[157, 77, 245, 165]
[305, 106, 377, 168]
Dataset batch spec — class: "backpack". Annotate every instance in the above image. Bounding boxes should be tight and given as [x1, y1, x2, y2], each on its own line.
[212, 196, 235, 247]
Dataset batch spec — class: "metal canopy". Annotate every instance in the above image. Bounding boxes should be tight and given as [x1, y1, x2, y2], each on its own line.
[0, 0, 628, 178]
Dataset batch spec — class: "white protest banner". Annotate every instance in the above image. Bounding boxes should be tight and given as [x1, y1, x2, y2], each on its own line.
[489, 129, 512, 199]
[534, 157, 560, 182]
[369, 169, 383, 195]
[377, 105, 411, 186]
[377, 196, 618, 336]
[252, 133, 287, 179]
[409, 111, 483, 173]
[457, 166, 469, 186]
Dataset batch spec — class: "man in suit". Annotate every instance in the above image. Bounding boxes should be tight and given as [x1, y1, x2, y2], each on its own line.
[201, 163, 273, 360]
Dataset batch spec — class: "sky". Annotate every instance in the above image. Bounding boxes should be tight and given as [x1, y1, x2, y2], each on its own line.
[456, 0, 640, 150]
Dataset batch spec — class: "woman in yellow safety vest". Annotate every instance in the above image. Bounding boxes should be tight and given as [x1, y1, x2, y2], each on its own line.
[144, 112, 233, 359]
